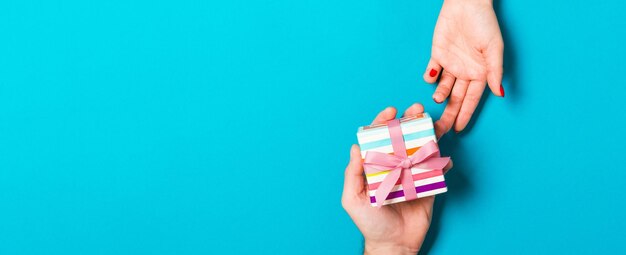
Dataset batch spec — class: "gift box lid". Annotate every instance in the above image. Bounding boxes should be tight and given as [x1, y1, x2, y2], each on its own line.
[357, 112, 432, 133]
[356, 113, 436, 151]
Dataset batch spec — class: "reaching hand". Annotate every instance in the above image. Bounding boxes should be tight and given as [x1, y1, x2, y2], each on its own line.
[342, 104, 452, 255]
[423, 0, 504, 134]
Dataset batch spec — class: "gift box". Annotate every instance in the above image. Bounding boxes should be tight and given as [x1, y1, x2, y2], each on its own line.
[356, 113, 450, 207]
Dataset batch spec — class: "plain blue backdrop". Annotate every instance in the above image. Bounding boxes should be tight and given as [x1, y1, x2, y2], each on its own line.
[1, 0, 625, 254]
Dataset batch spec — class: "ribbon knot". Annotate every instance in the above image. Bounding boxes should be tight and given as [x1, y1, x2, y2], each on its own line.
[363, 119, 450, 207]
[399, 158, 413, 169]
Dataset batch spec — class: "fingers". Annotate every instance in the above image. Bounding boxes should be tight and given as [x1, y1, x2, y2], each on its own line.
[423, 58, 442, 84]
[342, 144, 366, 205]
[371, 107, 397, 125]
[433, 70, 455, 103]
[485, 42, 504, 97]
[443, 159, 453, 174]
[402, 103, 424, 117]
[454, 80, 486, 132]
[435, 79, 469, 138]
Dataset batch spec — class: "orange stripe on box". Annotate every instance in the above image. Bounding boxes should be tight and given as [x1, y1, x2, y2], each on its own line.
[367, 169, 444, 191]
[406, 146, 421, 156]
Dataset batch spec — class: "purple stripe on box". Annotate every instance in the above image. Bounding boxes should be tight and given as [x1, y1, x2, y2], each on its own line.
[369, 181, 447, 203]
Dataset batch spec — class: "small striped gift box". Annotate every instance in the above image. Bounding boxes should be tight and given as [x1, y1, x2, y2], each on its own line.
[356, 113, 447, 206]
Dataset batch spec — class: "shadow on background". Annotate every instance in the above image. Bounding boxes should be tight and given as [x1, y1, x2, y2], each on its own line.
[419, 0, 517, 253]
[419, 132, 472, 254]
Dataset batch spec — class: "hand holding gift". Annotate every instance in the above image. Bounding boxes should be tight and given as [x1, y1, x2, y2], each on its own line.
[342, 104, 453, 255]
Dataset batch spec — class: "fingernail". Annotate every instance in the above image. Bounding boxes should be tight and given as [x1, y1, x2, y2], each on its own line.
[429, 69, 438, 77]
[433, 94, 441, 104]
[500, 84, 505, 97]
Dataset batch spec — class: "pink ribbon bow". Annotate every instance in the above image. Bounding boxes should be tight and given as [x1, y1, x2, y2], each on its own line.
[363, 119, 450, 207]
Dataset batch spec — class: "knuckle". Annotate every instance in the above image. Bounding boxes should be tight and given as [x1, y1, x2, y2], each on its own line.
[446, 66, 460, 77]
[460, 107, 474, 117]
[441, 72, 455, 81]
[465, 93, 481, 105]
[450, 93, 464, 103]
[435, 87, 450, 96]
[438, 121, 449, 132]
[441, 88, 453, 97]
[489, 69, 503, 78]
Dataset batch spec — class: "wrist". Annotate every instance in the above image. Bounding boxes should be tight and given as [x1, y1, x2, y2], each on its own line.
[364, 242, 418, 255]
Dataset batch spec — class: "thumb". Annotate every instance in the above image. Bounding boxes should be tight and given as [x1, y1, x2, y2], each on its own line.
[342, 145, 365, 202]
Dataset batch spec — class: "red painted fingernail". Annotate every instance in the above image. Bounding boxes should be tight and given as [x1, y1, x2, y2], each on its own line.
[499, 84, 505, 97]
[429, 69, 438, 77]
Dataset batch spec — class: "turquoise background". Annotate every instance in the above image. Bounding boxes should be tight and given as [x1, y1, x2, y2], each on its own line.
[1, 0, 625, 254]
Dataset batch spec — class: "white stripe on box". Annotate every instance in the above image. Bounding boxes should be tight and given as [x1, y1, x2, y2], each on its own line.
[370, 187, 448, 206]
[359, 136, 437, 158]
[416, 187, 448, 198]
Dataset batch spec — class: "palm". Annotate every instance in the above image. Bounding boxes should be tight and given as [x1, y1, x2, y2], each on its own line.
[433, 2, 501, 81]
[351, 186, 434, 250]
